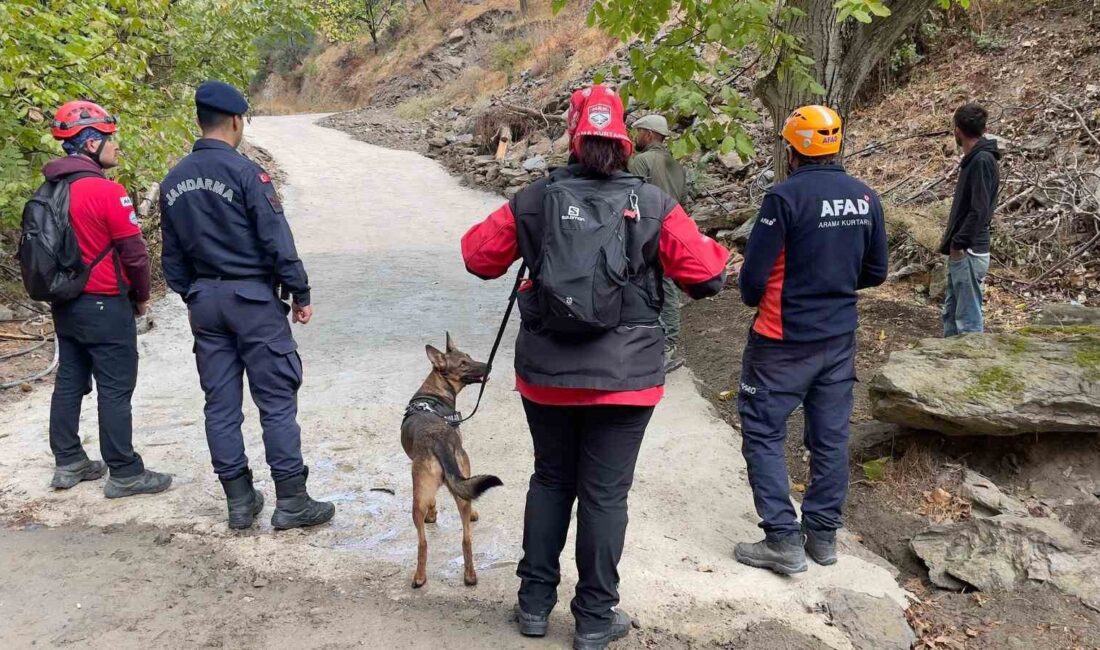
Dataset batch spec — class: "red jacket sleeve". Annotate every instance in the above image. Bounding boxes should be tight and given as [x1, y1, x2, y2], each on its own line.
[462, 202, 520, 280]
[100, 181, 150, 303]
[659, 204, 729, 299]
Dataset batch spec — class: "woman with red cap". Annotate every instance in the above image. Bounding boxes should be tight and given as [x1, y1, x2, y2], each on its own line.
[462, 85, 729, 649]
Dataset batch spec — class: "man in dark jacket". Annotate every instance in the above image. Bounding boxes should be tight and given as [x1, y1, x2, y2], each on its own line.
[44, 100, 172, 498]
[735, 106, 888, 575]
[939, 103, 1001, 336]
[628, 114, 690, 372]
[161, 81, 333, 531]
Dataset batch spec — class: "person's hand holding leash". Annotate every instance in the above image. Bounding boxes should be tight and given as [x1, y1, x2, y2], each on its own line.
[293, 303, 313, 324]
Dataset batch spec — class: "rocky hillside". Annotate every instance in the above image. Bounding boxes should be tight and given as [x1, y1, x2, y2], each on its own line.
[268, 0, 1099, 318]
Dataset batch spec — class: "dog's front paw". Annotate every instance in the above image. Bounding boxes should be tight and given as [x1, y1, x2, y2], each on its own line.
[412, 573, 427, 589]
[469, 509, 479, 522]
[464, 572, 478, 587]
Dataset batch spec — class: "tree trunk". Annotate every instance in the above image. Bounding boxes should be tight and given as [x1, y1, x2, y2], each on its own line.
[754, 0, 937, 180]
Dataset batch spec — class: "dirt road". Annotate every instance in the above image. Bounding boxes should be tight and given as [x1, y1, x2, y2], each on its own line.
[0, 115, 910, 649]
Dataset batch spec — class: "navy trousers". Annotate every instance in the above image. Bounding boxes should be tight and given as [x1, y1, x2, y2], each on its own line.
[49, 294, 144, 478]
[737, 330, 856, 537]
[186, 279, 305, 482]
[517, 399, 653, 634]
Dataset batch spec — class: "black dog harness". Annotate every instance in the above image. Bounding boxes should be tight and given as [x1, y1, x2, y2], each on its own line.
[404, 395, 463, 428]
[400, 264, 528, 429]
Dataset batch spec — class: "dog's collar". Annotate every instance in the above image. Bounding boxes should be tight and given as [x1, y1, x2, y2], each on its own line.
[404, 395, 462, 428]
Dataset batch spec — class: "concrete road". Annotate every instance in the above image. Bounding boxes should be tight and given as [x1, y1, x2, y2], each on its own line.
[0, 115, 909, 649]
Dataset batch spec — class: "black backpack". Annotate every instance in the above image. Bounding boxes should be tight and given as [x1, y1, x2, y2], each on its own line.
[17, 172, 112, 304]
[533, 173, 644, 334]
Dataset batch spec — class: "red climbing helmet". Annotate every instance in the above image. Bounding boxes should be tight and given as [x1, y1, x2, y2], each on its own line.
[50, 100, 119, 140]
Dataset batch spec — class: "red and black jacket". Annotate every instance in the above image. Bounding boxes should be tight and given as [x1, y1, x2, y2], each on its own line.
[739, 165, 888, 342]
[462, 164, 729, 404]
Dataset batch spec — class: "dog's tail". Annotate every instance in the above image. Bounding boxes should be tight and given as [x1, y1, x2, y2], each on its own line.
[433, 440, 503, 501]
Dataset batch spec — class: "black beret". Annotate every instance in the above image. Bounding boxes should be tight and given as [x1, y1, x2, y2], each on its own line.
[195, 80, 249, 115]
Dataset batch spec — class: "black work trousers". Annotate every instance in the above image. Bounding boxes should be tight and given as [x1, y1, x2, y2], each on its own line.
[49, 294, 144, 478]
[517, 399, 653, 633]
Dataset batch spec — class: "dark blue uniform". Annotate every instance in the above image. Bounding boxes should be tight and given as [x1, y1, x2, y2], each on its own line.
[737, 164, 888, 538]
[160, 139, 310, 482]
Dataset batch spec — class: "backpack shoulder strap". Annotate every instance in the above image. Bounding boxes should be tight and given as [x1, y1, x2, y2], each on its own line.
[62, 170, 101, 183]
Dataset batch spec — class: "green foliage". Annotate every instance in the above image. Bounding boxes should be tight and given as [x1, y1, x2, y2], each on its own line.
[0, 0, 315, 228]
[889, 39, 924, 73]
[963, 366, 1025, 400]
[315, 0, 403, 45]
[862, 457, 890, 482]
[491, 39, 532, 84]
[554, 0, 969, 162]
[253, 22, 318, 88]
[970, 30, 1006, 52]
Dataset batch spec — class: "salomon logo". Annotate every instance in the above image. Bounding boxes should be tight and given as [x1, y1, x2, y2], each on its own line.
[561, 205, 585, 222]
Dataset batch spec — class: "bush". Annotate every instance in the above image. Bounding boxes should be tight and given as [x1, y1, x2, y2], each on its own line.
[253, 23, 318, 89]
[0, 0, 315, 229]
[490, 39, 532, 84]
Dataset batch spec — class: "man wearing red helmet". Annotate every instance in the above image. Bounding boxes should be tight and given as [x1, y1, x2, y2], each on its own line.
[43, 100, 172, 498]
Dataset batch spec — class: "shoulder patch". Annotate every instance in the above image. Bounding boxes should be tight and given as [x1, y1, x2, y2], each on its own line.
[129, 211, 139, 226]
[265, 192, 283, 212]
[120, 196, 133, 207]
[259, 172, 271, 184]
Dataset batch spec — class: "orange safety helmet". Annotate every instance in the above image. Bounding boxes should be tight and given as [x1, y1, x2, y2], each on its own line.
[781, 105, 842, 157]
[50, 100, 119, 140]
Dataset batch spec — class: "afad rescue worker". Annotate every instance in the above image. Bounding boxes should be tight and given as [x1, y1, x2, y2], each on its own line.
[46, 101, 172, 498]
[160, 81, 334, 531]
[462, 85, 729, 650]
[735, 106, 888, 574]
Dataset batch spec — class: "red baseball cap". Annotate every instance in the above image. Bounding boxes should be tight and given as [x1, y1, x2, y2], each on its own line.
[566, 85, 633, 158]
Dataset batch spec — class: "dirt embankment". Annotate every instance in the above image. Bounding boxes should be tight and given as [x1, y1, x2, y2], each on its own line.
[680, 290, 1100, 650]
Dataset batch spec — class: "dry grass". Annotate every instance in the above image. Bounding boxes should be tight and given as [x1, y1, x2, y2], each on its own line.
[258, 0, 618, 115]
[864, 441, 972, 524]
[886, 200, 950, 251]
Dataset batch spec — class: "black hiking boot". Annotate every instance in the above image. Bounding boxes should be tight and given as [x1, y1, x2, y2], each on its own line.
[803, 525, 838, 566]
[51, 459, 107, 489]
[734, 533, 808, 575]
[514, 604, 549, 637]
[271, 467, 335, 530]
[104, 469, 173, 499]
[574, 609, 633, 650]
[221, 469, 264, 530]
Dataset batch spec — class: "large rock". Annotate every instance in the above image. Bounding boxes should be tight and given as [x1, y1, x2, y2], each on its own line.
[1034, 303, 1100, 326]
[869, 331, 1100, 435]
[959, 469, 1028, 517]
[823, 589, 916, 650]
[910, 514, 1100, 610]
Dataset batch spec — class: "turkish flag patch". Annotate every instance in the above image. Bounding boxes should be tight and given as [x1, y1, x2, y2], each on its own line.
[259, 172, 271, 184]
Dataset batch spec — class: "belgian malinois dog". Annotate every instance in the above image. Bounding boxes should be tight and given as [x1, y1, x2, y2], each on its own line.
[402, 333, 502, 588]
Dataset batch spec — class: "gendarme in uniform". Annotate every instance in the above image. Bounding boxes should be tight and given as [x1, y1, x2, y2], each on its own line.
[160, 80, 333, 530]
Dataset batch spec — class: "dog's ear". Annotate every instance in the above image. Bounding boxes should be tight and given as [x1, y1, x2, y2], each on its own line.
[425, 345, 447, 371]
[445, 331, 456, 353]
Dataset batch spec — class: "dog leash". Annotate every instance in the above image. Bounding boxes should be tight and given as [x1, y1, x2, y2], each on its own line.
[452, 263, 528, 426]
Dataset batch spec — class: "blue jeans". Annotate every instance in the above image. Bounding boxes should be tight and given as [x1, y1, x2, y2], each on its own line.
[943, 252, 989, 336]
